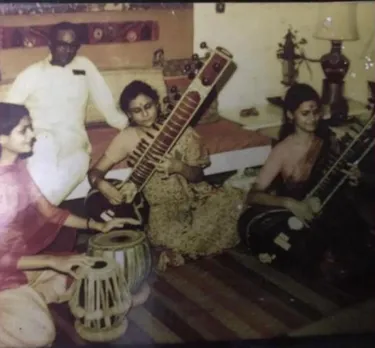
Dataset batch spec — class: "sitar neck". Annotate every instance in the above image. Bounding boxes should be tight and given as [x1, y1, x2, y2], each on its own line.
[306, 113, 374, 211]
[125, 47, 234, 192]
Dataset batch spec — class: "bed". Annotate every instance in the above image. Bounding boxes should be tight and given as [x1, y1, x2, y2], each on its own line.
[0, 63, 272, 201]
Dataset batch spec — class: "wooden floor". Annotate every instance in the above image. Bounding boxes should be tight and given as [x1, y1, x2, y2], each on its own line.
[50, 246, 375, 346]
[54, 174, 375, 346]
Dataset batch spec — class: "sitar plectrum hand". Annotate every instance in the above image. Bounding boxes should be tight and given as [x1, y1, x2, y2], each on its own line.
[306, 196, 321, 214]
[149, 153, 183, 178]
[285, 198, 315, 224]
[99, 180, 123, 206]
[116, 181, 137, 203]
[340, 163, 361, 187]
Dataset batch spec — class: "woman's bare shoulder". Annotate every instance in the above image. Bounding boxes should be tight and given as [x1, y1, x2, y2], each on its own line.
[113, 126, 138, 143]
[271, 137, 292, 156]
[105, 126, 139, 157]
[120, 126, 137, 136]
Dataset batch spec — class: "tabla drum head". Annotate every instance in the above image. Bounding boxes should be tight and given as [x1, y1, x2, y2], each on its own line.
[89, 230, 146, 250]
[77, 256, 119, 278]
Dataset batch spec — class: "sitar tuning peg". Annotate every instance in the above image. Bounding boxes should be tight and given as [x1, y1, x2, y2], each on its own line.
[194, 60, 204, 70]
[200, 42, 208, 49]
[188, 72, 196, 80]
[167, 103, 174, 111]
[191, 53, 200, 61]
[183, 63, 192, 73]
[174, 93, 181, 101]
[202, 77, 210, 86]
[170, 85, 178, 93]
[163, 96, 170, 104]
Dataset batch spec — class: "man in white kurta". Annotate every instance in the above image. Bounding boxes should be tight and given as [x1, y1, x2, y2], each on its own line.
[6, 22, 128, 205]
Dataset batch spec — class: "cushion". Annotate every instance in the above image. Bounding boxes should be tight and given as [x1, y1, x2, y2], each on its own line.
[86, 67, 168, 124]
[194, 117, 271, 154]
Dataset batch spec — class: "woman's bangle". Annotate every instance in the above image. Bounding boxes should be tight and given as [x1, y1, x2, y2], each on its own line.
[88, 168, 105, 189]
[86, 218, 91, 230]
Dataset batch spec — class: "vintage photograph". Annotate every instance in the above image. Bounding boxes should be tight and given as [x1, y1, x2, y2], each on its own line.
[0, 2, 373, 347]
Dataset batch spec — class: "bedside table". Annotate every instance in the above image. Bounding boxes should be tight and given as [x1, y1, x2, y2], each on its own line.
[220, 103, 284, 131]
[221, 99, 370, 140]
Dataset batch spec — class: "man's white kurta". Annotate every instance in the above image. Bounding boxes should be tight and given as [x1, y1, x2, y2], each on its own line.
[6, 55, 128, 205]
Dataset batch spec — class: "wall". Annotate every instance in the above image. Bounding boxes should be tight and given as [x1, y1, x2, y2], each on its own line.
[194, 2, 375, 112]
[0, 8, 193, 81]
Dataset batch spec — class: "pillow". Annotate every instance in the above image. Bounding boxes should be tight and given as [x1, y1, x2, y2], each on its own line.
[86, 67, 168, 125]
[162, 58, 221, 125]
[195, 118, 271, 154]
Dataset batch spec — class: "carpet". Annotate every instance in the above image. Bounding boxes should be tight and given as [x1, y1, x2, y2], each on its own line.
[50, 248, 374, 346]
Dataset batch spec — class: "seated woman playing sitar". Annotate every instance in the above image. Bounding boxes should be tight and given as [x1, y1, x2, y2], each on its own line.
[243, 83, 371, 281]
[88, 80, 245, 271]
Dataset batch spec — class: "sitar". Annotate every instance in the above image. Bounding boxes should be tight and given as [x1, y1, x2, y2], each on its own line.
[238, 111, 375, 265]
[85, 45, 234, 228]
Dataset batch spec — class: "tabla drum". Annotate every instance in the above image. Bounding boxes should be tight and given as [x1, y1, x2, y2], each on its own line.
[68, 257, 131, 342]
[87, 230, 152, 296]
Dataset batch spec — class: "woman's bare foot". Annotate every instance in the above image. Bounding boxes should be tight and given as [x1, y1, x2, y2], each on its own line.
[156, 250, 185, 272]
[169, 252, 185, 267]
[156, 251, 170, 272]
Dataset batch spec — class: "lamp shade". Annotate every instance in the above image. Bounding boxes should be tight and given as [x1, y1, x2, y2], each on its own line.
[361, 30, 375, 65]
[314, 2, 359, 41]
[361, 30, 375, 82]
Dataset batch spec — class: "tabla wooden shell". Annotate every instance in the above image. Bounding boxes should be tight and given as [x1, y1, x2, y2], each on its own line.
[87, 230, 152, 295]
[68, 257, 131, 342]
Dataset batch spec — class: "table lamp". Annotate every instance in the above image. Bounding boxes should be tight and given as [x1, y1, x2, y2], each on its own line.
[361, 29, 375, 107]
[314, 2, 359, 124]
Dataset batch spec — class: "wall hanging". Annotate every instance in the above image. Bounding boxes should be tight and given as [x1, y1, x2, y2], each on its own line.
[0, 3, 192, 15]
[0, 21, 159, 49]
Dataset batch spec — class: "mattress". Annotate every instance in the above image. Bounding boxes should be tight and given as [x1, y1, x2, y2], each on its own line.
[87, 117, 271, 169]
[66, 119, 271, 200]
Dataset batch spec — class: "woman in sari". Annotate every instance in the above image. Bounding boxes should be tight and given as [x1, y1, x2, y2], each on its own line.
[0, 102, 127, 348]
[88, 80, 245, 271]
[244, 83, 370, 280]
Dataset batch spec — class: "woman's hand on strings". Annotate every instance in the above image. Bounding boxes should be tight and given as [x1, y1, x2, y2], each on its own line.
[341, 163, 361, 187]
[150, 153, 183, 177]
[285, 198, 316, 224]
[47, 254, 96, 279]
